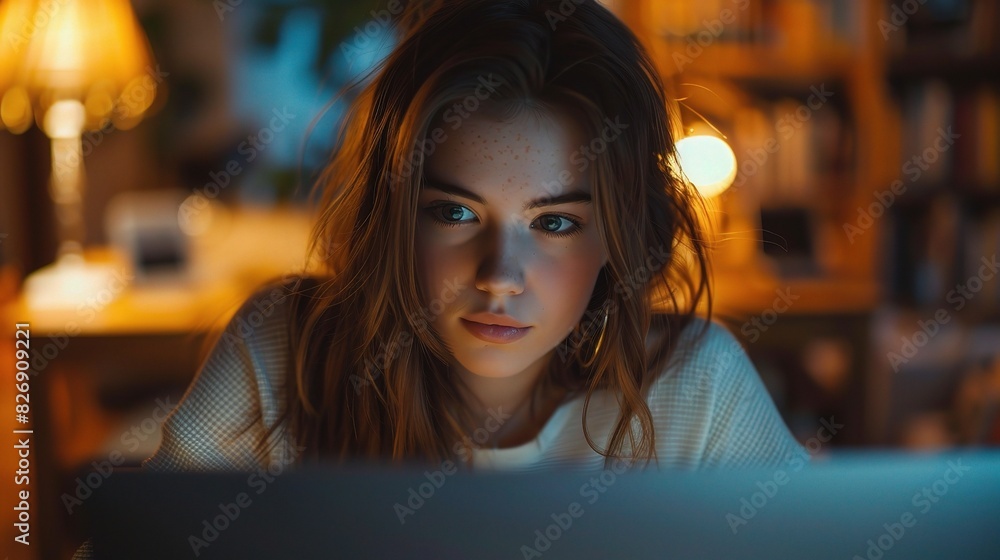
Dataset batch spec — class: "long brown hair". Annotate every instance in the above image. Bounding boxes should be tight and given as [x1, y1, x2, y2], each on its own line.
[255, 0, 712, 471]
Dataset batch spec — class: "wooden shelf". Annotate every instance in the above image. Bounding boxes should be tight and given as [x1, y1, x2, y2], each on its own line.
[651, 41, 854, 85]
[885, 184, 1000, 207]
[889, 52, 1000, 83]
[709, 264, 879, 319]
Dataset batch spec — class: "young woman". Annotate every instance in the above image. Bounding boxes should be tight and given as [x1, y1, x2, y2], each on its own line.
[154, 0, 806, 473]
[153, 0, 804, 474]
[73, 2, 806, 554]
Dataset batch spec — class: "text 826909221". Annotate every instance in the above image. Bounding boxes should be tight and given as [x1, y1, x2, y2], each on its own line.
[13, 322, 33, 546]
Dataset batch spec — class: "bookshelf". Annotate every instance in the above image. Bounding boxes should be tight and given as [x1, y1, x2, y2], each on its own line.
[620, 0, 888, 314]
[618, 0, 1000, 446]
[875, 0, 1000, 446]
[886, 0, 1000, 324]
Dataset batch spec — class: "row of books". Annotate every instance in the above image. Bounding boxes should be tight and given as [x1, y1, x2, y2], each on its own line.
[899, 81, 1000, 190]
[728, 97, 851, 205]
[647, 0, 856, 46]
[883, 195, 1000, 314]
[884, 0, 998, 57]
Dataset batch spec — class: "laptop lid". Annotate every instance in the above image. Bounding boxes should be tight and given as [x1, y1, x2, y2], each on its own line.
[80, 451, 1000, 560]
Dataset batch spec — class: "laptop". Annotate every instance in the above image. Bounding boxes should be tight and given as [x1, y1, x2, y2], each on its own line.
[79, 451, 1000, 559]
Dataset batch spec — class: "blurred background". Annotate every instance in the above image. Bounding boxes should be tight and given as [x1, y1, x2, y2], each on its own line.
[0, 0, 998, 557]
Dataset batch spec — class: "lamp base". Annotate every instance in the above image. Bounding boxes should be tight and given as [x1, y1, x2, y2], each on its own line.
[23, 253, 131, 310]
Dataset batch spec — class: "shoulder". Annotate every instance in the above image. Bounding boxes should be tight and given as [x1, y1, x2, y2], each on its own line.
[224, 275, 323, 353]
[231, 275, 318, 330]
[645, 315, 806, 468]
[140, 276, 321, 472]
[647, 315, 749, 389]
[670, 316, 759, 412]
[643, 316, 751, 415]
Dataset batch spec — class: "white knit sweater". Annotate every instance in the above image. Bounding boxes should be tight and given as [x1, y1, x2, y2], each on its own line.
[73, 285, 806, 558]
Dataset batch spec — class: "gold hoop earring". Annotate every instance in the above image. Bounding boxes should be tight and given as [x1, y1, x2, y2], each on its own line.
[578, 304, 609, 368]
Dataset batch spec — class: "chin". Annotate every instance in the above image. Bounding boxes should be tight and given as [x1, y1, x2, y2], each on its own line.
[448, 343, 541, 378]
[453, 353, 528, 379]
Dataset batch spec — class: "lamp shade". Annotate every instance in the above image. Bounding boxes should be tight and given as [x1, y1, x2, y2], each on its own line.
[0, 0, 158, 133]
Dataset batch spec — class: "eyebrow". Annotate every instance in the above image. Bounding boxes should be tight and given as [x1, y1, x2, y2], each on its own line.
[422, 179, 592, 211]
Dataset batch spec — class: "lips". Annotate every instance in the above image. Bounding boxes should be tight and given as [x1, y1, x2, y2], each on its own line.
[462, 312, 530, 329]
[460, 318, 531, 344]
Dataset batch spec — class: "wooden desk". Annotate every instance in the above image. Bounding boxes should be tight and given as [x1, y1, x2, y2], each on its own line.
[0, 203, 314, 559]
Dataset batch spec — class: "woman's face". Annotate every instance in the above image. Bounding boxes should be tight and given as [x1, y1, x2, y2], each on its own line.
[415, 104, 608, 382]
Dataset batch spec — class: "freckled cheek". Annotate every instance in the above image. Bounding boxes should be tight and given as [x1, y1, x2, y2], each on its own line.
[534, 256, 604, 321]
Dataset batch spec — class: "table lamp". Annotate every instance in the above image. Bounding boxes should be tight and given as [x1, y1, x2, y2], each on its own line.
[0, 0, 159, 308]
[666, 120, 741, 299]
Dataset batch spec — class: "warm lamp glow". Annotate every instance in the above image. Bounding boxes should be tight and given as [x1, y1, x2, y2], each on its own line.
[674, 134, 738, 198]
[0, 0, 158, 133]
[0, 0, 158, 308]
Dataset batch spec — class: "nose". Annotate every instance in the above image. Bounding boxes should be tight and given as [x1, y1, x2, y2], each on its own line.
[475, 223, 526, 296]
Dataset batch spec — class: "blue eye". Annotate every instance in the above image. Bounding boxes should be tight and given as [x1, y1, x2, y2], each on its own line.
[428, 203, 476, 226]
[533, 215, 581, 237]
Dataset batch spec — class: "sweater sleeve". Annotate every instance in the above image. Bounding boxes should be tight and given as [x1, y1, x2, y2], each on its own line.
[71, 283, 298, 560]
[141, 283, 296, 472]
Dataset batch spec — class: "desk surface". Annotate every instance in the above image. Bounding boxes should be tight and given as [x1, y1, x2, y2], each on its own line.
[2, 204, 316, 336]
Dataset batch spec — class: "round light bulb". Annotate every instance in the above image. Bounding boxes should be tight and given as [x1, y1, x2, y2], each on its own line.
[674, 134, 738, 198]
